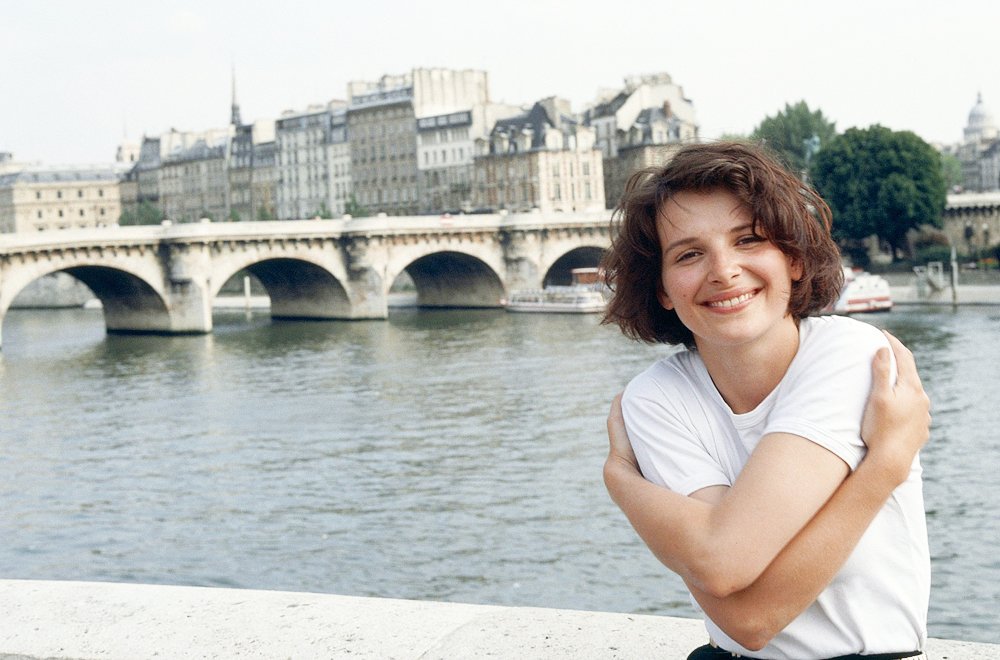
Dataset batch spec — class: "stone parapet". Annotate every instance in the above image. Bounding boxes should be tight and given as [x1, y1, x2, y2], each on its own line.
[0, 580, 996, 659]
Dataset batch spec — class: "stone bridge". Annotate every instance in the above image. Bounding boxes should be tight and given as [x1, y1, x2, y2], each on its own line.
[0, 212, 611, 347]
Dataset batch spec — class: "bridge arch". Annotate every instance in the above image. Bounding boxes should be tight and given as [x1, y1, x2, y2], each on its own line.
[212, 257, 352, 320]
[541, 246, 607, 286]
[390, 251, 505, 308]
[1, 264, 171, 342]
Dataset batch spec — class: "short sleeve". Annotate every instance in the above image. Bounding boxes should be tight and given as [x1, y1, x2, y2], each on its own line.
[622, 363, 733, 496]
[765, 317, 892, 471]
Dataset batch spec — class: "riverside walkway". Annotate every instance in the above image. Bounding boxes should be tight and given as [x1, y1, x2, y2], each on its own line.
[0, 580, 996, 659]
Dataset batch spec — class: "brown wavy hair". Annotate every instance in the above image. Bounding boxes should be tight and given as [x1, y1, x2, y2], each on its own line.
[601, 141, 844, 347]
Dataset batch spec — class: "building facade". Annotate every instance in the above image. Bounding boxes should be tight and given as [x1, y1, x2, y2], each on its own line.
[416, 102, 523, 214]
[473, 98, 605, 213]
[230, 120, 277, 221]
[347, 68, 491, 216]
[959, 93, 1000, 192]
[160, 136, 231, 223]
[0, 166, 123, 233]
[583, 72, 697, 207]
[275, 102, 346, 219]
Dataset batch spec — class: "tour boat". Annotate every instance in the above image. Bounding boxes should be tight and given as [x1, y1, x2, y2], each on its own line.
[831, 267, 893, 314]
[505, 267, 607, 314]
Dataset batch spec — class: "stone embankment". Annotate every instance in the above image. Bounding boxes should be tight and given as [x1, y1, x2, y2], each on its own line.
[884, 271, 1000, 305]
[0, 580, 996, 659]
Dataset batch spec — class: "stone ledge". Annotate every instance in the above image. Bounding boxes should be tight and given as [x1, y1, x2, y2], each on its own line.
[0, 580, 996, 659]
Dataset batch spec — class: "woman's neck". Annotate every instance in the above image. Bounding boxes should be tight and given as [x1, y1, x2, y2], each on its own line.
[697, 319, 801, 414]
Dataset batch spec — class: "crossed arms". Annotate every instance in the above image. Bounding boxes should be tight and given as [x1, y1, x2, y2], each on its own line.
[603, 333, 931, 650]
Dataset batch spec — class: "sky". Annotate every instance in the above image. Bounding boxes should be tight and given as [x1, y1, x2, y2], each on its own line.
[3, 0, 999, 165]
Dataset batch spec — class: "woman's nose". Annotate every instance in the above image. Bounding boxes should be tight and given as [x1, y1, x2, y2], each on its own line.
[708, 249, 741, 282]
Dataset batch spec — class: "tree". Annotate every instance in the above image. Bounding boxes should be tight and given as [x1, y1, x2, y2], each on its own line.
[228, 209, 242, 222]
[811, 125, 947, 260]
[939, 151, 963, 191]
[119, 201, 165, 226]
[344, 194, 368, 218]
[751, 101, 837, 175]
[310, 202, 333, 219]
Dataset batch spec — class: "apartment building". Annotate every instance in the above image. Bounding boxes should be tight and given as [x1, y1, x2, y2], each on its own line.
[347, 68, 490, 216]
[230, 119, 277, 221]
[160, 136, 231, 223]
[0, 166, 123, 233]
[275, 101, 347, 219]
[473, 98, 605, 214]
[584, 73, 697, 206]
[416, 102, 523, 214]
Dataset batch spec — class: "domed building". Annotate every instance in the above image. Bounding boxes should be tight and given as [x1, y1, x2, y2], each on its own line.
[964, 93, 998, 143]
[960, 93, 1000, 191]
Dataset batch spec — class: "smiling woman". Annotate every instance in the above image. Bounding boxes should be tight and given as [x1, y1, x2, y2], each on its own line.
[600, 141, 932, 659]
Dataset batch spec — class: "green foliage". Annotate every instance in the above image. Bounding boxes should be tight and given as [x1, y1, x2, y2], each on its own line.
[916, 244, 953, 264]
[310, 203, 333, 219]
[939, 151, 963, 190]
[118, 201, 165, 226]
[344, 195, 368, 218]
[750, 101, 837, 174]
[228, 209, 242, 222]
[718, 132, 750, 143]
[811, 125, 947, 260]
[257, 206, 273, 221]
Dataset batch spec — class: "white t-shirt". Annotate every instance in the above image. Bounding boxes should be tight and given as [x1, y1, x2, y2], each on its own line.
[622, 315, 930, 659]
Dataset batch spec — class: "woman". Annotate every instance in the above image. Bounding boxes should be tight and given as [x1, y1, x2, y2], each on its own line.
[601, 141, 931, 659]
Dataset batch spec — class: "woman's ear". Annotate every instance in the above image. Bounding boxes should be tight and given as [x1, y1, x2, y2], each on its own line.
[790, 258, 804, 282]
[657, 287, 674, 310]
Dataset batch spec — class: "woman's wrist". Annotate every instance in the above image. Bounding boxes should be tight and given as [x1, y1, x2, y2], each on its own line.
[860, 442, 913, 488]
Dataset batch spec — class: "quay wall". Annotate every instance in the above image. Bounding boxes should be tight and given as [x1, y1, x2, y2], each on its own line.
[883, 272, 1000, 305]
[0, 580, 997, 659]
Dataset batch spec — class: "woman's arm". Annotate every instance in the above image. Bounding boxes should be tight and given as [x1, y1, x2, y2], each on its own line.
[690, 333, 930, 649]
[604, 332, 930, 599]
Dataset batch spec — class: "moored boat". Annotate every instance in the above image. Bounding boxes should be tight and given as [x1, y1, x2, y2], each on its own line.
[505, 267, 608, 314]
[831, 267, 893, 314]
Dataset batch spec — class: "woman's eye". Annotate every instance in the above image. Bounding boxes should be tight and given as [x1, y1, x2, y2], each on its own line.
[676, 250, 700, 262]
[737, 235, 765, 246]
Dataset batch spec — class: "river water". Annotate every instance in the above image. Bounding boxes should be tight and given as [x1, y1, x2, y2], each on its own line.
[0, 304, 997, 644]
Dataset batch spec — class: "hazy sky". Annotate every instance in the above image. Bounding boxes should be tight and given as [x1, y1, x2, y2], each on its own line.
[4, 0, 998, 165]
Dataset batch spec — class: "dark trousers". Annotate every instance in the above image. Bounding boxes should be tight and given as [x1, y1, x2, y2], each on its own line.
[686, 643, 923, 660]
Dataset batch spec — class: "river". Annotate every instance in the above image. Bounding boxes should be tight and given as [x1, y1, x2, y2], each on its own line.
[0, 304, 997, 644]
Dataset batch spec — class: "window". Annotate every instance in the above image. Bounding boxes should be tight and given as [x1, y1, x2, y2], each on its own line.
[57, 191, 63, 199]
[37, 210, 42, 218]
[582, 162, 590, 176]
[78, 190, 83, 198]
[79, 209, 85, 217]
[36, 191, 41, 199]
[58, 210, 64, 217]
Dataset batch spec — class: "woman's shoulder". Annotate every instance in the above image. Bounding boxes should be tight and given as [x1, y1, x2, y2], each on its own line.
[625, 347, 705, 400]
[800, 314, 888, 352]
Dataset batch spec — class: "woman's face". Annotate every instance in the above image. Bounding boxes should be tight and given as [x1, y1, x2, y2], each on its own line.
[655, 188, 802, 357]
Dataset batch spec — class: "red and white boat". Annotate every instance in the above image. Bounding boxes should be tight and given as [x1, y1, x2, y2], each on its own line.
[832, 267, 893, 314]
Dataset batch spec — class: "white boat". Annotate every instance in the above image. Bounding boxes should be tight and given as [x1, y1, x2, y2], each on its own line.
[505, 267, 608, 314]
[832, 267, 893, 314]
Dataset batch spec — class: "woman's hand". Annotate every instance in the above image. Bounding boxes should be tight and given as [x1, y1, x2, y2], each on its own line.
[860, 331, 932, 484]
